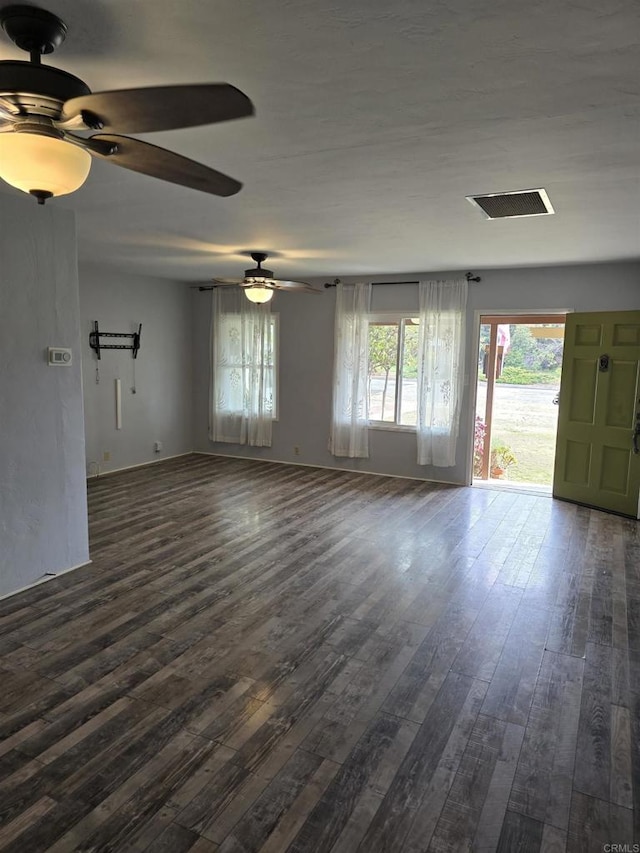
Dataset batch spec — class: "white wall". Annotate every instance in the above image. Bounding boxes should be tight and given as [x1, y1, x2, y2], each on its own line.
[80, 267, 193, 474]
[0, 195, 89, 598]
[193, 261, 640, 483]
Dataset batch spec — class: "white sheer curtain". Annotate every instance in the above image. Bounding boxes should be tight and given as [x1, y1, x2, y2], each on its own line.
[209, 287, 274, 447]
[329, 281, 372, 458]
[416, 279, 467, 467]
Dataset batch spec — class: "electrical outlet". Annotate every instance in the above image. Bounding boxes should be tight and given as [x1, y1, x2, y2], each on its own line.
[293, 445, 300, 456]
[154, 441, 162, 453]
[103, 451, 110, 462]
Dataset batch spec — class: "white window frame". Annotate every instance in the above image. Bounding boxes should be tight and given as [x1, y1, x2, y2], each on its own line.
[367, 311, 418, 432]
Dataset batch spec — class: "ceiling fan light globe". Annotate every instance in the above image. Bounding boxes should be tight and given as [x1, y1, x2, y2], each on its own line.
[0, 132, 91, 198]
[244, 285, 273, 304]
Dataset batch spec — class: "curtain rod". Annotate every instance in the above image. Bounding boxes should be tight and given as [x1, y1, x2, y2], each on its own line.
[197, 271, 481, 292]
[323, 271, 481, 288]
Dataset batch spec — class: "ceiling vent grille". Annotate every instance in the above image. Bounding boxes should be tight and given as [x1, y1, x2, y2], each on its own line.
[466, 188, 554, 219]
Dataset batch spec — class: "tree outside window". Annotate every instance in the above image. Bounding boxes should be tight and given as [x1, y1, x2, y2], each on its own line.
[368, 317, 419, 427]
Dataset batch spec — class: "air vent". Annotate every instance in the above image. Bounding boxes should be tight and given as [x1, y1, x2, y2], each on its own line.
[466, 188, 554, 219]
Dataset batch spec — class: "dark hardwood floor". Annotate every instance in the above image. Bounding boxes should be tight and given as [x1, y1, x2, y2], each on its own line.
[0, 453, 638, 852]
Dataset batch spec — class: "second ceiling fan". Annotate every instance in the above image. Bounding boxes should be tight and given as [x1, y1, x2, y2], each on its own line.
[212, 253, 320, 302]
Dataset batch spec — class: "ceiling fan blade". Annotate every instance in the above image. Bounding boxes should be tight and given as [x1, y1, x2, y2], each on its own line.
[60, 84, 254, 134]
[87, 133, 242, 197]
[212, 277, 245, 285]
[272, 279, 320, 293]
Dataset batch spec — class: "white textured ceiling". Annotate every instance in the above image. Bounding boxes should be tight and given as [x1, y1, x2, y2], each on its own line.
[1, 0, 639, 282]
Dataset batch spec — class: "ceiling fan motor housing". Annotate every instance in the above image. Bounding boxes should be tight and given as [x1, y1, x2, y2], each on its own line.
[245, 265, 274, 280]
[0, 61, 90, 119]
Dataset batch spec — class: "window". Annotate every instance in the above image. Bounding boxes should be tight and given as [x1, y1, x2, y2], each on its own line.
[210, 299, 278, 448]
[215, 313, 278, 420]
[367, 315, 419, 428]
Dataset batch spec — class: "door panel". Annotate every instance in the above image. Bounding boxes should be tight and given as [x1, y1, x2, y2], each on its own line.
[568, 359, 597, 423]
[553, 311, 640, 517]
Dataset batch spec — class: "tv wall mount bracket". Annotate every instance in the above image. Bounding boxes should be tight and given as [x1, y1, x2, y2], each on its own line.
[89, 321, 141, 360]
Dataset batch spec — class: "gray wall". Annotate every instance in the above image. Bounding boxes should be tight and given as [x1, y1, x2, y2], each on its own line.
[0, 195, 89, 598]
[80, 267, 193, 474]
[193, 261, 640, 483]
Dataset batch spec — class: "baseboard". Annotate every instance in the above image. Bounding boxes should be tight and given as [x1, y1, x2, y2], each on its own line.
[0, 559, 93, 602]
[86, 451, 193, 480]
[192, 450, 464, 487]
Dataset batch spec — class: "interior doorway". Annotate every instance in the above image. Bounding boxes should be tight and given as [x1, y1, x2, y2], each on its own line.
[473, 314, 566, 491]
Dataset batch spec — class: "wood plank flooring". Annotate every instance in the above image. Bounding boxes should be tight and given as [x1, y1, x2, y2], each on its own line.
[0, 453, 638, 852]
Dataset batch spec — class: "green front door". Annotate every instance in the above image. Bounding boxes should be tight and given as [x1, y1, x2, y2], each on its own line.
[553, 311, 640, 518]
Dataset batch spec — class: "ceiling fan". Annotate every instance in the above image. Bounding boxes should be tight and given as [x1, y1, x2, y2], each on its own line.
[211, 252, 320, 303]
[0, 4, 254, 203]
